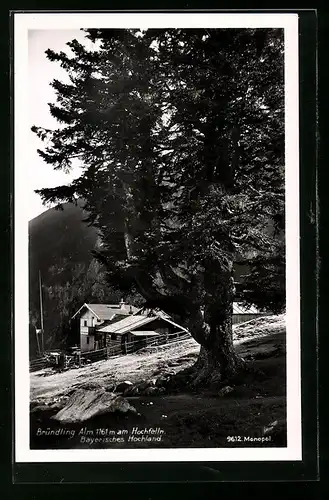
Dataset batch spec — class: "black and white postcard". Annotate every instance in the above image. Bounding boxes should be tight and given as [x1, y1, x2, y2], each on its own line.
[13, 12, 301, 464]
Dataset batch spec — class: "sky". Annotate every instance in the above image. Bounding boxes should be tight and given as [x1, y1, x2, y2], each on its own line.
[28, 29, 92, 221]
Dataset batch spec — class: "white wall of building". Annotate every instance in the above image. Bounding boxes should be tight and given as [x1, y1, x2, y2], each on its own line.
[79, 308, 101, 352]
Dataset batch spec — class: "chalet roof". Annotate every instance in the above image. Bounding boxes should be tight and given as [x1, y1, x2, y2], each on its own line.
[98, 315, 156, 334]
[71, 303, 138, 321]
[98, 313, 188, 335]
[133, 307, 171, 318]
[233, 302, 263, 315]
[154, 311, 189, 332]
[130, 331, 160, 337]
[94, 315, 128, 329]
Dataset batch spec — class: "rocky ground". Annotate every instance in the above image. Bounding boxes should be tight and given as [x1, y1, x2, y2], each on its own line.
[30, 315, 287, 449]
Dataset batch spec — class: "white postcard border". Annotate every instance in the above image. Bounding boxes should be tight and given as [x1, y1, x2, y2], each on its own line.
[14, 12, 301, 463]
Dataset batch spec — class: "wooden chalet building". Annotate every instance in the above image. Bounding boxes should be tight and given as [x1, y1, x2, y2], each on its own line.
[71, 301, 138, 352]
[232, 302, 268, 325]
[97, 311, 189, 355]
[71, 299, 268, 356]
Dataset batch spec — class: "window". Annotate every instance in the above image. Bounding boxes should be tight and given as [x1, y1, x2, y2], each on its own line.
[86, 336, 90, 345]
[111, 333, 117, 341]
[84, 320, 87, 326]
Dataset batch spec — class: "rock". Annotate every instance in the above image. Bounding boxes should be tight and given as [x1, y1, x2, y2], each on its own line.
[243, 354, 255, 361]
[79, 381, 105, 391]
[155, 376, 170, 388]
[218, 385, 234, 397]
[153, 363, 169, 375]
[136, 380, 152, 392]
[263, 419, 286, 444]
[167, 360, 181, 367]
[124, 385, 139, 396]
[50, 399, 69, 411]
[263, 420, 278, 435]
[52, 389, 137, 423]
[31, 404, 52, 413]
[115, 381, 133, 393]
[104, 383, 116, 392]
[144, 387, 158, 396]
[30, 396, 69, 413]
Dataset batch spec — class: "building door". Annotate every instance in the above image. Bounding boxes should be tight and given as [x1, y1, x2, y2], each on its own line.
[121, 334, 128, 355]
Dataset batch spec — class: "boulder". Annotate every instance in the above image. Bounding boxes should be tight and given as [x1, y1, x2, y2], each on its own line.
[52, 389, 137, 423]
[263, 419, 286, 436]
[115, 381, 133, 393]
[263, 419, 286, 445]
[144, 386, 158, 396]
[155, 376, 170, 388]
[218, 385, 234, 397]
[104, 383, 116, 392]
[124, 385, 140, 396]
[136, 380, 152, 392]
[31, 404, 52, 413]
[31, 396, 69, 413]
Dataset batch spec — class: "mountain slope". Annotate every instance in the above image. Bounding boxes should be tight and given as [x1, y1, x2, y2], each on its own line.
[28, 201, 144, 354]
[29, 200, 98, 289]
[28, 201, 100, 351]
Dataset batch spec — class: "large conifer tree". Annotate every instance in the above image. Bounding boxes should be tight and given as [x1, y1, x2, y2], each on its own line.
[33, 28, 284, 383]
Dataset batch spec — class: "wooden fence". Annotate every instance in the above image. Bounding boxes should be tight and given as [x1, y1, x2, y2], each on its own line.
[29, 330, 191, 372]
[82, 330, 189, 361]
[232, 313, 268, 325]
[29, 357, 49, 372]
[80, 347, 108, 363]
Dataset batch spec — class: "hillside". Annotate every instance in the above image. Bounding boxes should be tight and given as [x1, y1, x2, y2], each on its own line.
[28, 201, 99, 352]
[28, 201, 146, 354]
[29, 200, 98, 292]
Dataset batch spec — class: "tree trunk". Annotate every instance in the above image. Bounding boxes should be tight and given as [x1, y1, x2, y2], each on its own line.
[185, 306, 210, 347]
[189, 259, 243, 386]
[191, 323, 242, 386]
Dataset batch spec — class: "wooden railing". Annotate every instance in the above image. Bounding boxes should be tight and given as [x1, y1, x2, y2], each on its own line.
[29, 331, 192, 372]
[80, 347, 107, 363]
[29, 356, 49, 372]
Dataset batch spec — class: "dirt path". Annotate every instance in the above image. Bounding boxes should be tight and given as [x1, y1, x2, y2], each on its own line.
[30, 338, 199, 402]
[30, 316, 285, 404]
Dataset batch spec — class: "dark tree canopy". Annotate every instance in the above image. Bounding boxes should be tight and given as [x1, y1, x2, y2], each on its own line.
[33, 28, 285, 382]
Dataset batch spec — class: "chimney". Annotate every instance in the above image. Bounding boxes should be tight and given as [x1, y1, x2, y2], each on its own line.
[129, 305, 133, 315]
[119, 298, 125, 309]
